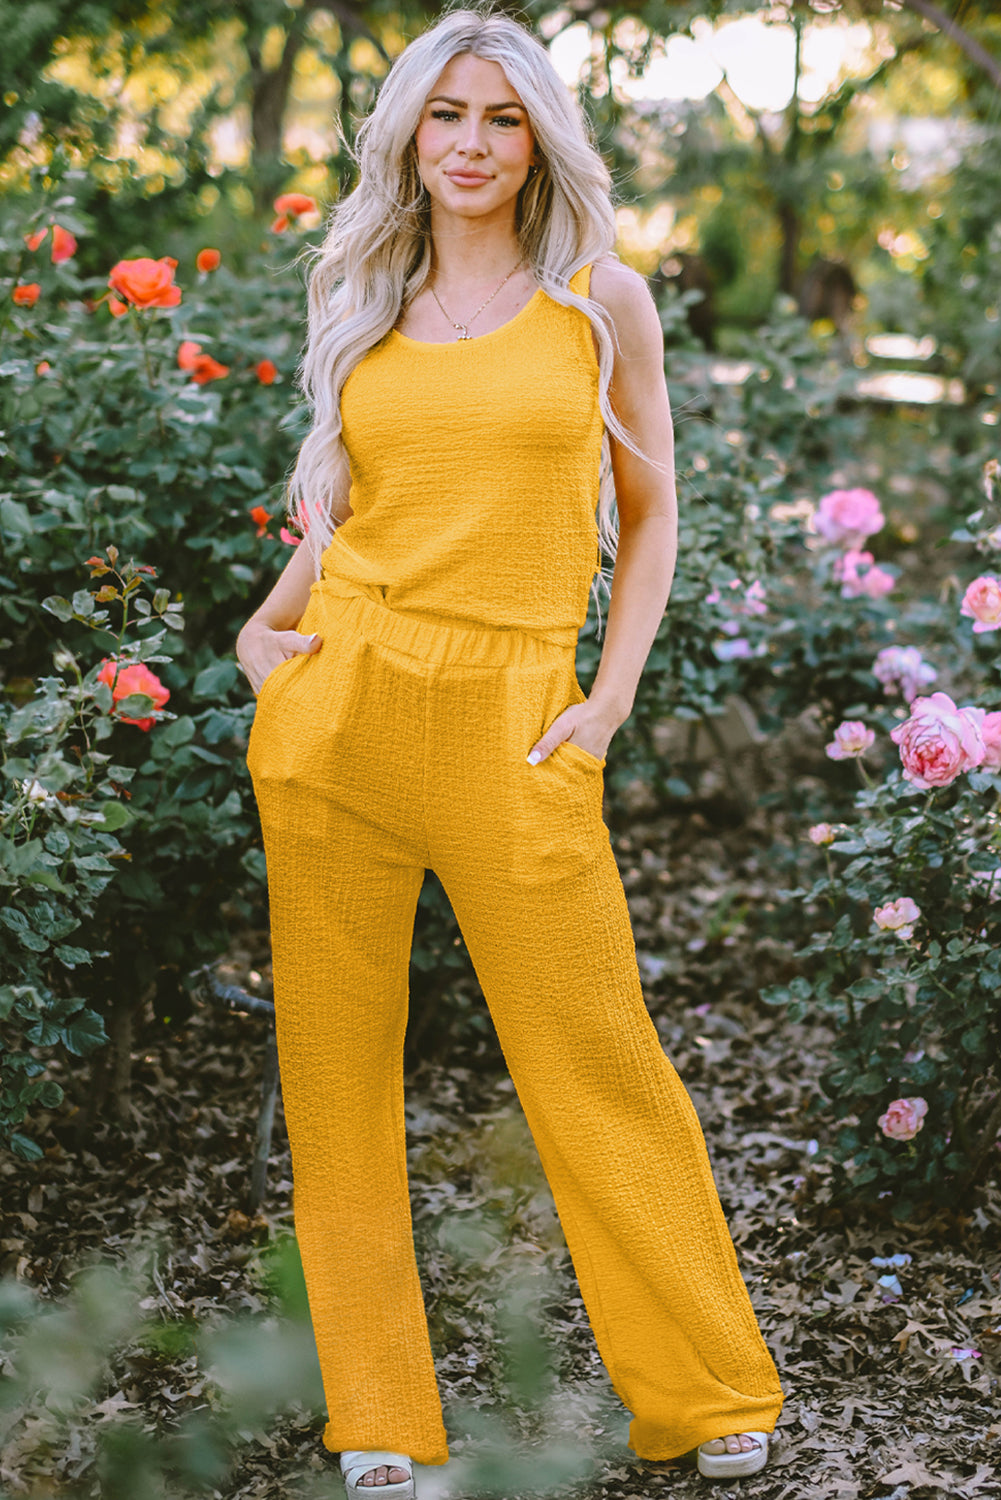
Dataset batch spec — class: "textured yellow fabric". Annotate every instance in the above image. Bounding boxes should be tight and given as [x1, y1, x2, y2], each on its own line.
[247, 577, 785, 1466]
[320, 264, 603, 644]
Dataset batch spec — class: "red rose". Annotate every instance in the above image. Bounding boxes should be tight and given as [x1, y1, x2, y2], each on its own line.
[97, 659, 170, 731]
[107, 256, 182, 309]
[51, 225, 77, 262]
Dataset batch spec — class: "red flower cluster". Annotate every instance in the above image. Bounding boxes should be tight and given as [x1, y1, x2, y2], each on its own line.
[196, 247, 221, 272]
[177, 340, 230, 385]
[12, 284, 41, 307]
[271, 192, 319, 233]
[25, 224, 77, 262]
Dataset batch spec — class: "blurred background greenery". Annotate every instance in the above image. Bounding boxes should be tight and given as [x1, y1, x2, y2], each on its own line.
[4, 0, 1001, 343]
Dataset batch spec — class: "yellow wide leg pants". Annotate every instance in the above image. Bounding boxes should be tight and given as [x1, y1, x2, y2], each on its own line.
[246, 576, 784, 1466]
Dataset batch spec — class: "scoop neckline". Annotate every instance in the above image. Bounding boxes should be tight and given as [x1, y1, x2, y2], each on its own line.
[390, 286, 545, 348]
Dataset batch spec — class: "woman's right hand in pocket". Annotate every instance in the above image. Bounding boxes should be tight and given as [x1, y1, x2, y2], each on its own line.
[236, 620, 323, 697]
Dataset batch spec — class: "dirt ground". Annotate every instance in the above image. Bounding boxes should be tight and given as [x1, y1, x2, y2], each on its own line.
[2, 775, 999, 1500]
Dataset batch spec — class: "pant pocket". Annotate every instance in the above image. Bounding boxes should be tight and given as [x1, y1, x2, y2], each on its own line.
[557, 738, 606, 770]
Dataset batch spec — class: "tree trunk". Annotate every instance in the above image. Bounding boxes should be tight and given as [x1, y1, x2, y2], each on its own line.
[248, 13, 314, 213]
[777, 14, 803, 296]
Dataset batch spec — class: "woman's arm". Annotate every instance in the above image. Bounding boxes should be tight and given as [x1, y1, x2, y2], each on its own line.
[527, 257, 678, 763]
[236, 538, 322, 695]
[237, 457, 353, 695]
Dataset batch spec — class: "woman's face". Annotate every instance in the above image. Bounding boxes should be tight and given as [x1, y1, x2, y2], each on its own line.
[414, 53, 537, 226]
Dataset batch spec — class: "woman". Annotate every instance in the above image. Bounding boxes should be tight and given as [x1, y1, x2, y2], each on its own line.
[236, 8, 784, 1494]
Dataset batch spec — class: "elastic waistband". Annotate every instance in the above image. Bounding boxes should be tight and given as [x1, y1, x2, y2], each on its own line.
[313, 574, 579, 669]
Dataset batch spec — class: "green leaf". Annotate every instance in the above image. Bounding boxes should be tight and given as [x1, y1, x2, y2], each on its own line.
[7, 1133, 43, 1162]
[95, 800, 132, 831]
[193, 660, 239, 699]
[42, 595, 73, 622]
[54, 945, 92, 967]
[0, 498, 32, 537]
[61, 1008, 108, 1056]
[115, 692, 155, 719]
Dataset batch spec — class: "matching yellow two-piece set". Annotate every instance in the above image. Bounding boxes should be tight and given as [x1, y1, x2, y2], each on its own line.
[246, 264, 784, 1465]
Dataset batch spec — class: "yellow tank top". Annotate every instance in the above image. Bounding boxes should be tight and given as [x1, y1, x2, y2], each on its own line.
[319, 263, 603, 645]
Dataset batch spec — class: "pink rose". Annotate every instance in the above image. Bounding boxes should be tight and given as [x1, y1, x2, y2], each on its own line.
[815, 487, 885, 548]
[808, 823, 836, 845]
[877, 1096, 928, 1142]
[872, 646, 937, 704]
[890, 692, 986, 788]
[960, 575, 1001, 633]
[873, 896, 921, 940]
[743, 579, 767, 616]
[981, 711, 1001, 772]
[825, 720, 875, 760]
[859, 564, 895, 599]
[834, 549, 894, 600]
[712, 637, 752, 661]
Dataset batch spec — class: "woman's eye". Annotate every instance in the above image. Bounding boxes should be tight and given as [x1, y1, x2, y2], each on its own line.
[492, 115, 522, 128]
[430, 109, 459, 121]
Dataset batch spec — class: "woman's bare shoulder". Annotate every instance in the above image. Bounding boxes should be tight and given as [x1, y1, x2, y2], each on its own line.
[589, 255, 654, 312]
[588, 255, 662, 350]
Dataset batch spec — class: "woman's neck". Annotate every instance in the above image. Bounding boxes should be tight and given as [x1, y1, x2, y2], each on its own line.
[427, 210, 523, 290]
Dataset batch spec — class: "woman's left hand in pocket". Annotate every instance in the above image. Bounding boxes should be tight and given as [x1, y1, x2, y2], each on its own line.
[526, 703, 618, 765]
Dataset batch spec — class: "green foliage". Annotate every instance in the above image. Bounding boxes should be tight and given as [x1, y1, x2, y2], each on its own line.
[0, 1232, 602, 1498]
[0, 550, 188, 1156]
[3, 124, 1000, 1209]
[762, 768, 1001, 1216]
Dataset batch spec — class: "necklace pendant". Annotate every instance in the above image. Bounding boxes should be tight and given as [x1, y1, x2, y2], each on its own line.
[456, 326, 471, 340]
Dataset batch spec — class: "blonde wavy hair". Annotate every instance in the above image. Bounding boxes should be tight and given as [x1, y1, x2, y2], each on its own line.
[287, 3, 639, 629]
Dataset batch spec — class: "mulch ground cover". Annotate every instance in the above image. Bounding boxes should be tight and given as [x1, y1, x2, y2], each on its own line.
[2, 762, 999, 1500]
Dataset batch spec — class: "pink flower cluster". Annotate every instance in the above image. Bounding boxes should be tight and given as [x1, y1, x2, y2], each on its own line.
[872, 645, 937, 703]
[834, 549, 895, 600]
[877, 1097, 928, 1142]
[706, 577, 767, 617]
[889, 692, 989, 788]
[815, 488, 885, 548]
[706, 576, 766, 664]
[960, 575, 1001, 633]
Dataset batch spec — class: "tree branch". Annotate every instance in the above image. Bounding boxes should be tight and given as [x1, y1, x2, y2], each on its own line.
[898, 0, 1001, 92]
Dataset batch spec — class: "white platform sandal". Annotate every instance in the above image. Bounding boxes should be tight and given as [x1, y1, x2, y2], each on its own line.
[697, 1431, 769, 1479]
[338, 1451, 415, 1499]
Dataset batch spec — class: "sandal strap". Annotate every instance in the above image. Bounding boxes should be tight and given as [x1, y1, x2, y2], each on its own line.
[339, 1451, 412, 1482]
[699, 1431, 769, 1452]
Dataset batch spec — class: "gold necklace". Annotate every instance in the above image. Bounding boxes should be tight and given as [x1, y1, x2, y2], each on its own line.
[429, 259, 525, 341]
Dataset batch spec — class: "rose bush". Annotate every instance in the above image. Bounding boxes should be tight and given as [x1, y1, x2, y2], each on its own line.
[4, 157, 1000, 1202]
[0, 549, 184, 1156]
[761, 471, 1001, 1211]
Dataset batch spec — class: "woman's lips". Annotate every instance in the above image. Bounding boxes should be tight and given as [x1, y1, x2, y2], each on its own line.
[446, 171, 492, 185]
